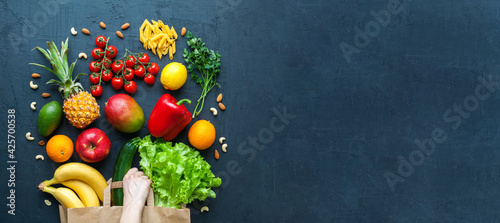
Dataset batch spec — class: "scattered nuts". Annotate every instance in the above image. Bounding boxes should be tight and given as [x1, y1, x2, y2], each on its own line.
[219, 137, 226, 144]
[217, 93, 223, 102]
[35, 155, 44, 160]
[30, 102, 37, 110]
[81, 28, 90, 35]
[70, 27, 77, 36]
[121, 23, 130, 30]
[32, 73, 41, 78]
[116, 31, 123, 39]
[214, 150, 220, 160]
[26, 132, 34, 141]
[200, 206, 209, 212]
[78, 52, 88, 59]
[181, 27, 187, 36]
[42, 93, 51, 98]
[222, 144, 228, 153]
[38, 140, 46, 146]
[218, 102, 226, 111]
[99, 21, 106, 29]
[210, 107, 218, 116]
[44, 199, 52, 206]
[30, 81, 38, 90]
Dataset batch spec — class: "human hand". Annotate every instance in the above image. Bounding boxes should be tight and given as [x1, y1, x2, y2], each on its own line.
[122, 167, 152, 208]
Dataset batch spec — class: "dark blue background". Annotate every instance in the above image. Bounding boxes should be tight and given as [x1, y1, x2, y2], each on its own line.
[2, 0, 500, 222]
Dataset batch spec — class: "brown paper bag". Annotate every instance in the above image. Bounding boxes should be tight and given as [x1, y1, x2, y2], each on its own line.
[59, 179, 190, 223]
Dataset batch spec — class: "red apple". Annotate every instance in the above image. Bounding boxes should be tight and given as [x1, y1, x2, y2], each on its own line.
[75, 128, 111, 163]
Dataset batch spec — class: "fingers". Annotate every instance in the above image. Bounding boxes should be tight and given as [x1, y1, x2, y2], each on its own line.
[134, 171, 144, 178]
[125, 167, 139, 178]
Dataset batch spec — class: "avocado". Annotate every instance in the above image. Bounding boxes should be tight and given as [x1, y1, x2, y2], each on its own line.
[38, 101, 63, 137]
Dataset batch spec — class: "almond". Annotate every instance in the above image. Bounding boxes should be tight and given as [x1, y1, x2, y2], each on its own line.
[42, 93, 51, 98]
[32, 73, 41, 78]
[121, 23, 130, 30]
[116, 31, 123, 39]
[214, 150, 220, 160]
[181, 27, 187, 36]
[81, 28, 90, 35]
[38, 140, 46, 146]
[216, 93, 223, 102]
[100, 22, 106, 29]
[218, 102, 226, 111]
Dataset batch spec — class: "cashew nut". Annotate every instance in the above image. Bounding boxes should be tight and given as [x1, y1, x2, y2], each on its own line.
[200, 206, 209, 212]
[30, 81, 38, 90]
[70, 27, 77, 35]
[35, 155, 44, 160]
[44, 199, 52, 206]
[210, 107, 217, 116]
[30, 102, 37, 110]
[222, 144, 228, 153]
[219, 137, 226, 144]
[26, 132, 34, 141]
[78, 52, 87, 59]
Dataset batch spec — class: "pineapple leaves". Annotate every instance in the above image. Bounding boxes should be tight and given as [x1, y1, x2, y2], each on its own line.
[30, 38, 86, 99]
[68, 60, 76, 79]
[28, 63, 55, 75]
[61, 38, 69, 71]
[74, 73, 87, 82]
[46, 79, 64, 86]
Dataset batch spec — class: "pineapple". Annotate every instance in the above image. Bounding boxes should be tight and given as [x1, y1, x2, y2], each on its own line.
[30, 38, 100, 129]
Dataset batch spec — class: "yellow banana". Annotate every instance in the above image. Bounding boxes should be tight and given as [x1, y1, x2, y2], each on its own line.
[41, 185, 84, 208]
[61, 180, 100, 207]
[39, 162, 107, 201]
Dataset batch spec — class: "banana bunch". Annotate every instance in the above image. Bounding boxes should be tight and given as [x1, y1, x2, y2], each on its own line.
[37, 162, 107, 208]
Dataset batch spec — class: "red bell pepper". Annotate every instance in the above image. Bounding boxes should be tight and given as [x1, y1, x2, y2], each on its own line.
[148, 94, 192, 141]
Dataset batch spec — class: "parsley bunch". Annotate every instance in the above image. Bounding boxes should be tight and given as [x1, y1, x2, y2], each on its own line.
[183, 31, 222, 118]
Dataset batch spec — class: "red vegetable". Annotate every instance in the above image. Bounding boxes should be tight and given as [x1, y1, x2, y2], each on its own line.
[148, 94, 192, 141]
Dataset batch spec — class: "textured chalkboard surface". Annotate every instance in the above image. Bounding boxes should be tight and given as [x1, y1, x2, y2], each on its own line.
[2, 0, 500, 222]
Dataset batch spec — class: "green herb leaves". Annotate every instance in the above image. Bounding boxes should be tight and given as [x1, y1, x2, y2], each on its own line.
[183, 31, 221, 118]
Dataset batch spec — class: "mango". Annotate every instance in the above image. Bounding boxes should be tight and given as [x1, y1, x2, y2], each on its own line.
[104, 94, 145, 133]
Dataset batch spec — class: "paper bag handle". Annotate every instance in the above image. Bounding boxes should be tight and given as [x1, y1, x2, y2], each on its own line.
[103, 178, 155, 207]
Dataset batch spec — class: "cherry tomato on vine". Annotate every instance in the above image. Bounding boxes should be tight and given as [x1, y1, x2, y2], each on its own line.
[91, 48, 104, 60]
[138, 53, 149, 64]
[111, 60, 124, 73]
[123, 68, 135, 81]
[101, 69, 113, 82]
[101, 57, 112, 69]
[125, 55, 136, 68]
[91, 85, 103, 97]
[89, 61, 101, 73]
[106, 45, 117, 58]
[111, 77, 124, 90]
[95, 36, 107, 48]
[144, 74, 155, 85]
[89, 72, 101, 84]
[134, 64, 145, 78]
[124, 81, 137, 94]
[147, 62, 159, 75]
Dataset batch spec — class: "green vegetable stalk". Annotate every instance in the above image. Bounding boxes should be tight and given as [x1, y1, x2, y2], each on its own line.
[138, 136, 221, 209]
[183, 31, 222, 118]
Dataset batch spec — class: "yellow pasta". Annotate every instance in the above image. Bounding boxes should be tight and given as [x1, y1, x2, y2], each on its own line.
[139, 19, 178, 60]
[171, 26, 178, 39]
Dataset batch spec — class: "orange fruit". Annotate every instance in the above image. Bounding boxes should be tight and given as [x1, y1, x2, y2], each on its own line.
[46, 135, 74, 163]
[188, 120, 216, 150]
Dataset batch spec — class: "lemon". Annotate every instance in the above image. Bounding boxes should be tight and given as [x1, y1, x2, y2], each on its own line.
[160, 62, 187, 90]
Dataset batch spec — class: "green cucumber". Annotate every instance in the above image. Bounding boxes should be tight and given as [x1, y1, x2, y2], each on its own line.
[111, 137, 141, 206]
